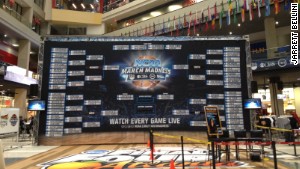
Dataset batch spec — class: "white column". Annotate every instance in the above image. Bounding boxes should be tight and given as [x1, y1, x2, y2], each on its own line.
[294, 87, 300, 116]
[14, 89, 28, 118]
[17, 40, 31, 73]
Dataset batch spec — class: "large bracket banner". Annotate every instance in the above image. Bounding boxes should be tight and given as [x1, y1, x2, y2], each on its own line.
[40, 37, 250, 136]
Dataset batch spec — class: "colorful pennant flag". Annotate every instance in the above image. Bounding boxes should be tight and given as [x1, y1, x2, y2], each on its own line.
[205, 16, 209, 32]
[207, 6, 211, 21]
[193, 11, 197, 35]
[249, 2, 253, 21]
[220, 1, 224, 29]
[211, 3, 217, 30]
[227, 0, 232, 25]
[265, 0, 270, 16]
[257, 0, 261, 18]
[241, 0, 246, 22]
[284, 0, 291, 11]
[274, 0, 280, 14]
[236, 0, 240, 13]
[234, 6, 237, 24]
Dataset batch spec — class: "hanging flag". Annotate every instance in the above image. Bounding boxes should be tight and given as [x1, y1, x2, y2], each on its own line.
[193, 11, 197, 35]
[176, 16, 180, 36]
[187, 12, 192, 36]
[183, 13, 187, 27]
[162, 19, 165, 34]
[200, 10, 204, 33]
[246, 0, 250, 10]
[227, 0, 232, 25]
[205, 16, 209, 31]
[234, 6, 237, 24]
[284, 0, 291, 11]
[207, 6, 211, 21]
[220, 1, 224, 29]
[249, 2, 253, 21]
[167, 17, 170, 33]
[241, 0, 246, 22]
[153, 22, 156, 36]
[211, 3, 216, 30]
[236, 0, 240, 13]
[265, 0, 270, 16]
[274, 0, 280, 14]
[257, 0, 261, 18]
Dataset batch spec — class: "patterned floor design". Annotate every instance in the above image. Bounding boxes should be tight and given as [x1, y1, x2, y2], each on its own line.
[4, 144, 292, 169]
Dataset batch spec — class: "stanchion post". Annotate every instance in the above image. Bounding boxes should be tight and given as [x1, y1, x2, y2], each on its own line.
[293, 130, 297, 156]
[211, 141, 216, 169]
[0, 139, 6, 169]
[149, 130, 154, 165]
[181, 136, 185, 169]
[293, 143, 297, 156]
[272, 141, 278, 169]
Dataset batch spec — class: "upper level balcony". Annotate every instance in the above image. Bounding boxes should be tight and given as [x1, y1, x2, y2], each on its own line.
[48, 8, 102, 26]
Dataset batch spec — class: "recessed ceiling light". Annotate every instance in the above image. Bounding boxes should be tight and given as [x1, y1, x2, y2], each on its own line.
[275, 21, 279, 25]
[150, 11, 162, 17]
[4, 34, 7, 37]
[72, 3, 77, 9]
[297, 77, 300, 81]
[81, 3, 85, 9]
[168, 5, 182, 12]
[12, 43, 19, 47]
[237, 23, 241, 27]
[90, 4, 94, 9]
[229, 32, 232, 35]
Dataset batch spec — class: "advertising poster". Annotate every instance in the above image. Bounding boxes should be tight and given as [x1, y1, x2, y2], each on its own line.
[0, 108, 19, 134]
[204, 106, 223, 136]
[40, 37, 250, 136]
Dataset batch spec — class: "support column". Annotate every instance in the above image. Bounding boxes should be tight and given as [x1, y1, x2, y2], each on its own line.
[14, 88, 27, 118]
[269, 81, 284, 116]
[17, 40, 31, 72]
[264, 17, 278, 59]
[294, 87, 300, 115]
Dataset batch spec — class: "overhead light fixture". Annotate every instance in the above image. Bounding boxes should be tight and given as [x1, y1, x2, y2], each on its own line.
[150, 11, 162, 17]
[90, 4, 94, 9]
[275, 21, 279, 25]
[237, 23, 241, 27]
[168, 5, 182, 12]
[229, 32, 232, 35]
[72, 3, 77, 9]
[81, 3, 85, 9]
[297, 77, 300, 81]
[4, 34, 7, 37]
[12, 43, 19, 47]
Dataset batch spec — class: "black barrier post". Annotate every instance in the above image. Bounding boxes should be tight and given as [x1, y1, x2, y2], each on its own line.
[294, 143, 297, 156]
[149, 130, 154, 165]
[181, 136, 185, 169]
[211, 141, 216, 169]
[272, 141, 278, 169]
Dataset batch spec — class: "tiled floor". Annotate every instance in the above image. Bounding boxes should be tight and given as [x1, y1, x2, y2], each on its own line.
[2, 143, 300, 169]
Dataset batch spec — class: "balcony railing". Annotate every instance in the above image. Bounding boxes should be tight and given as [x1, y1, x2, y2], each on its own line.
[103, 0, 135, 13]
[0, 2, 32, 30]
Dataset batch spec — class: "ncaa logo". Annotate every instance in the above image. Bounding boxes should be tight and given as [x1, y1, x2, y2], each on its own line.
[278, 59, 287, 67]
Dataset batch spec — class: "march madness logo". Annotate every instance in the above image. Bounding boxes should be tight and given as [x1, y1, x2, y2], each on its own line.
[120, 55, 171, 89]
[38, 147, 250, 169]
